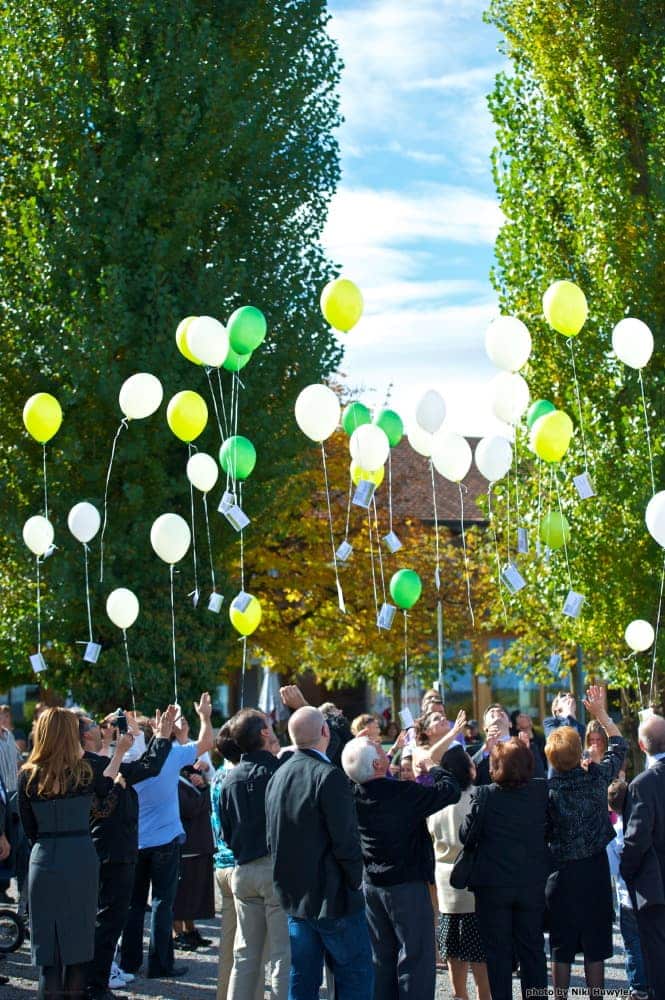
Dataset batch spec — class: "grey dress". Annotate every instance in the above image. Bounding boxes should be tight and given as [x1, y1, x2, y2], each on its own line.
[18, 753, 111, 966]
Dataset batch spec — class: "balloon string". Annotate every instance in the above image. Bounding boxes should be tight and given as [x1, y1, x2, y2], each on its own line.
[122, 629, 137, 714]
[239, 482, 245, 592]
[188, 445, 200, 603]
[488, 487, 508, 626]
[649, 552, 665, 705]
[216, 368, 230, 440]
[555, 476, 574, 592]
[344, 474, 353, 540]
[83, 544, 93, 642]
[429, 459, 441, 587]
[320, 444, 344, 611]
[403, 610, 409, 690]
[506, 466, 512, 562]
[388, 451, 394, 534]
[99, 419, 128, 582]
[513, 426, 521, 528]
[536, 459, 543, 555]
[367, 507, 380, 625]
[233, 372, 240, 437]
[634, 658, 643, 708]
[240, 636, 247, 709]
[568, 338, 590, 473]
[638, 370, 656, 496]
[205, 368, 225, 443]
[437, 601, 444, 696]
[371, 495, 387, 603]
[36, 556, 42, 653]
[169, 563, 178, 705]
[202, 494, 217, 592]
[458, 482, 475, 627]
[42, 444, 49, 521]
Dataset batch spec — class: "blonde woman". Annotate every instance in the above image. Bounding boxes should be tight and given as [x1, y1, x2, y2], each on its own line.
[18, 707, 131, 1000]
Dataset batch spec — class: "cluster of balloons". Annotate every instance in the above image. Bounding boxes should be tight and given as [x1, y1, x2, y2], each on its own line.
[527, 401, 574, 464]
[176, 307, 267, 372]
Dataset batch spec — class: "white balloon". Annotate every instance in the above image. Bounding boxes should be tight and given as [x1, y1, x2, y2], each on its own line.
[490, 372, 530, 425]
[150, 513, 191, 564]
[67, 502, 101, 544]
[475, 436, 513, 482]
[646, 491, 665, 548]
[294, 384, 340, 442]
[349, 424, 389, 472]
[612, 318, 654, 370]
[485, 316, 532, 372]
[186, 453, 219, 493]
[415, 389, 446, 434]
[408, 424, 435, 458]
[186, 315, 229, 368]
[119, 373, 164, 420]
[625, 619, 655, 653]
[23, 515, 54, 556]
[106, 587, 140, 630]
[432, 432, 472, 482]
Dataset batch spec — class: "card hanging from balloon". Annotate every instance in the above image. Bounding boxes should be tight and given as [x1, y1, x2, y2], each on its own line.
[217, 490, 236, 514]
[336, 579, 346, 613]
[382, 531, 402, 554]
[562, 590, 585, 618]
[189, 588, 200, 609]
[501, 561, 526, 594]
[336, 540, 353, 562]
[43, 544, 56, 560]
[208, 592, 224, 613]
[83, 641, 102, 664]
[352, 480, 376, 509]
[30, 652, 47, 674]
[517, 528, 529, 554]
[233, 590, 253, 613]
[223, 504, 250, 532]
[377, 602, 397, 631]
[573, 472, 595, 500]
[548, 653, 562, 671]
[399, 707, 415, 729]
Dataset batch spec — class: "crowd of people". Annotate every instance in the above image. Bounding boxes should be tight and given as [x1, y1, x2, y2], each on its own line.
[0, 683, 664, 1000]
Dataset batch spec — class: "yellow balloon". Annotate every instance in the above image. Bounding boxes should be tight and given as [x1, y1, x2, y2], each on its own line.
[320, 278, 363, 332]
[166, 390, 208, 442]
[350, 460, 384, 487]
[543, 281, 588, 337]
[23, 393, 63, 443]
[175, 316, 203, 365]
[530, 410, 574, 463]
[230, 594, 262, 636]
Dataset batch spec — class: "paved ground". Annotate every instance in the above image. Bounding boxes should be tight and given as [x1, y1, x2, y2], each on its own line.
[1, 911, 631, 1000]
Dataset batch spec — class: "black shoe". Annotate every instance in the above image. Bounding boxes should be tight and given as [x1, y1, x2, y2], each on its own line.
[0, 975, 9, 985]
[147, 964, 189, 979]
[173, 933, 198, 951]
[192, 929, 212, 946]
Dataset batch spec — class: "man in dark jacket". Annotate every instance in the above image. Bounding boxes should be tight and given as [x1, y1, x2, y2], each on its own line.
[473, 703, 545, 785]
[79, 706, 176, 1000]
[621, 713, 665, 1000]
[265, 707, 373, 1000]
[342, 736, 461, 999]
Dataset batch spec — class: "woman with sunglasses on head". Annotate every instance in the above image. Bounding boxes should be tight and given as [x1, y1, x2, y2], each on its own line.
[18, 707, 132, 1000]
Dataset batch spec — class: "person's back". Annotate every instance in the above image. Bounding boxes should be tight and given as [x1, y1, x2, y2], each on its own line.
[135, 740, 197, 849]
[467, 779, 549, 887]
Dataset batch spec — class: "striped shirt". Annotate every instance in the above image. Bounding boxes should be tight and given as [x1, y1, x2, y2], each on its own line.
[0, 729, 20, 794]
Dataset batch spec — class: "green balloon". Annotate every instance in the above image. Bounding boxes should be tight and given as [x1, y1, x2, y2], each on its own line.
[374, 408, 403, 447]
[219, 435, 256, 480]
[539, 511, 570, 549]
[342, 401, 371, 436]
[223, 347, 253, 372]
[227, 306, 267, 355]
[526, 399, 555, 430]
[389, 569, 422, 610]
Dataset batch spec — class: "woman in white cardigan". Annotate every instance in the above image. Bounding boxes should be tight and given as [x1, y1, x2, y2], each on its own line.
[428, 747, 491, 1000]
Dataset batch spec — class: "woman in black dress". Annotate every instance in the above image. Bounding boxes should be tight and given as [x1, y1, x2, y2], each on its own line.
[545, 685, 627, 998]
[18, 707, 131, 999]
[172, 763, 215, 950]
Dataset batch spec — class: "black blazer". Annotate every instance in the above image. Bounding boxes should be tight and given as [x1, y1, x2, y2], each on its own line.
[460, 779, 550, 889]
[621, 760, 665, 910]
[472, 742, 545, 786]
[265, 748, 364, 921]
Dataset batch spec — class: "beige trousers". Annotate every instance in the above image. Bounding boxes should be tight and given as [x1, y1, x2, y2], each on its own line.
[227, 856, 289, 1000]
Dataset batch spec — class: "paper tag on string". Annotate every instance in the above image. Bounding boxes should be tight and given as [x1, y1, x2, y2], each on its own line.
[383, 531, 403, 554]
[548, 653, 562, 671]
[217, 490, 236, 514]
[336, 579, 346, 613]
[517, 528, 529, 554]
[434, 566, 441, 591]
[234, 591, 252, 613]
[500, 562, 526, 594]
[83, 642, 102, 664]
[377, 602, 397, 630]
[43, 544, 56, 560]
[573, 472, 595, 500]
[30, 652, 47, 673]
[223, 505, 250, 531]
[399, 707, 415, 729]
[336, 540, 353, 562]
[562, 590, 585, 618]
[190, 589, 200, 609]
[208, 592, 224, 613]
[352, 480, 376, 509]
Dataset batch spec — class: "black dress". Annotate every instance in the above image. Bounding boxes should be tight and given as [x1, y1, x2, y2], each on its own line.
[173, 777, 215, 920]
[18, 752, 112, 966]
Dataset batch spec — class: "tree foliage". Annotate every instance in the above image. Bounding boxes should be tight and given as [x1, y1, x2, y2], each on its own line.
[0, 0, 342, 711]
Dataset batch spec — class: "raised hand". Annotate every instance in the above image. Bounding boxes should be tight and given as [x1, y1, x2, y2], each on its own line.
[194, 692, 212, 719]
[583, 685, 606, 718]
[279, 685, 308, 710]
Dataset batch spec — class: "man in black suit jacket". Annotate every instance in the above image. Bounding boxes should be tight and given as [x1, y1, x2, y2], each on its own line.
[473, 703, 545, 785]
[621, 713, 665, 1000]
[265, 707, 373, 1000]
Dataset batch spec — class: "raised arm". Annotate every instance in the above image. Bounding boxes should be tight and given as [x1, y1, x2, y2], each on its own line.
[194, 692, 214, 757]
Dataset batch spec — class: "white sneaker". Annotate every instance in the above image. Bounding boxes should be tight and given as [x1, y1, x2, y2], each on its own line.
[118, 968, 135, 984]
[108, 962, 128, 989]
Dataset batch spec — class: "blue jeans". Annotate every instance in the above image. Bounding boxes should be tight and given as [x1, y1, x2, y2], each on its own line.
[120, 838, 181, 976]
[287, 908, 374, 1000]
[620, 904, 647, 992]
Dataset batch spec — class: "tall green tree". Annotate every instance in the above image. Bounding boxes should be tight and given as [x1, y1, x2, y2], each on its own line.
[483, 0, 665, 700]
[0, 0, 342, 711]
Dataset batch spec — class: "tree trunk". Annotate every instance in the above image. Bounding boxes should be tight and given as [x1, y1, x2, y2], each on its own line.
[391, 669, 403, 718]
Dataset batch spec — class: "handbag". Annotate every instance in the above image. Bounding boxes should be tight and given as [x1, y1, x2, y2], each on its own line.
[450, 786, 488, 890]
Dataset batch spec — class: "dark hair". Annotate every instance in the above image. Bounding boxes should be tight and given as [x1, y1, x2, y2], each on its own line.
[414, 711, 445, 747]
[490, 738, 534, 788]
[441, 745, 474, 790]
[215, 722, 242, 764]
[608, 778, 627, 814]
[484, 702, 509, 723]
[228, 709, 267, 755]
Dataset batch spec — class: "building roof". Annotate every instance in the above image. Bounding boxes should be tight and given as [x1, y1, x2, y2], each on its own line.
[389, 437, 488, 526]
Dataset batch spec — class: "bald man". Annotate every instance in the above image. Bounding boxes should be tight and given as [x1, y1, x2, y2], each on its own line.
[621, 714, 665, 1000]
[265, 707, 373, 999]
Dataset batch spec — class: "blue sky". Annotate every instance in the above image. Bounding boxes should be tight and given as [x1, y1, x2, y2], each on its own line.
[323, 0, 509, 435]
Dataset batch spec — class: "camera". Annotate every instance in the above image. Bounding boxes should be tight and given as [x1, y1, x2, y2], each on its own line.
[115, 709, 128, 735]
